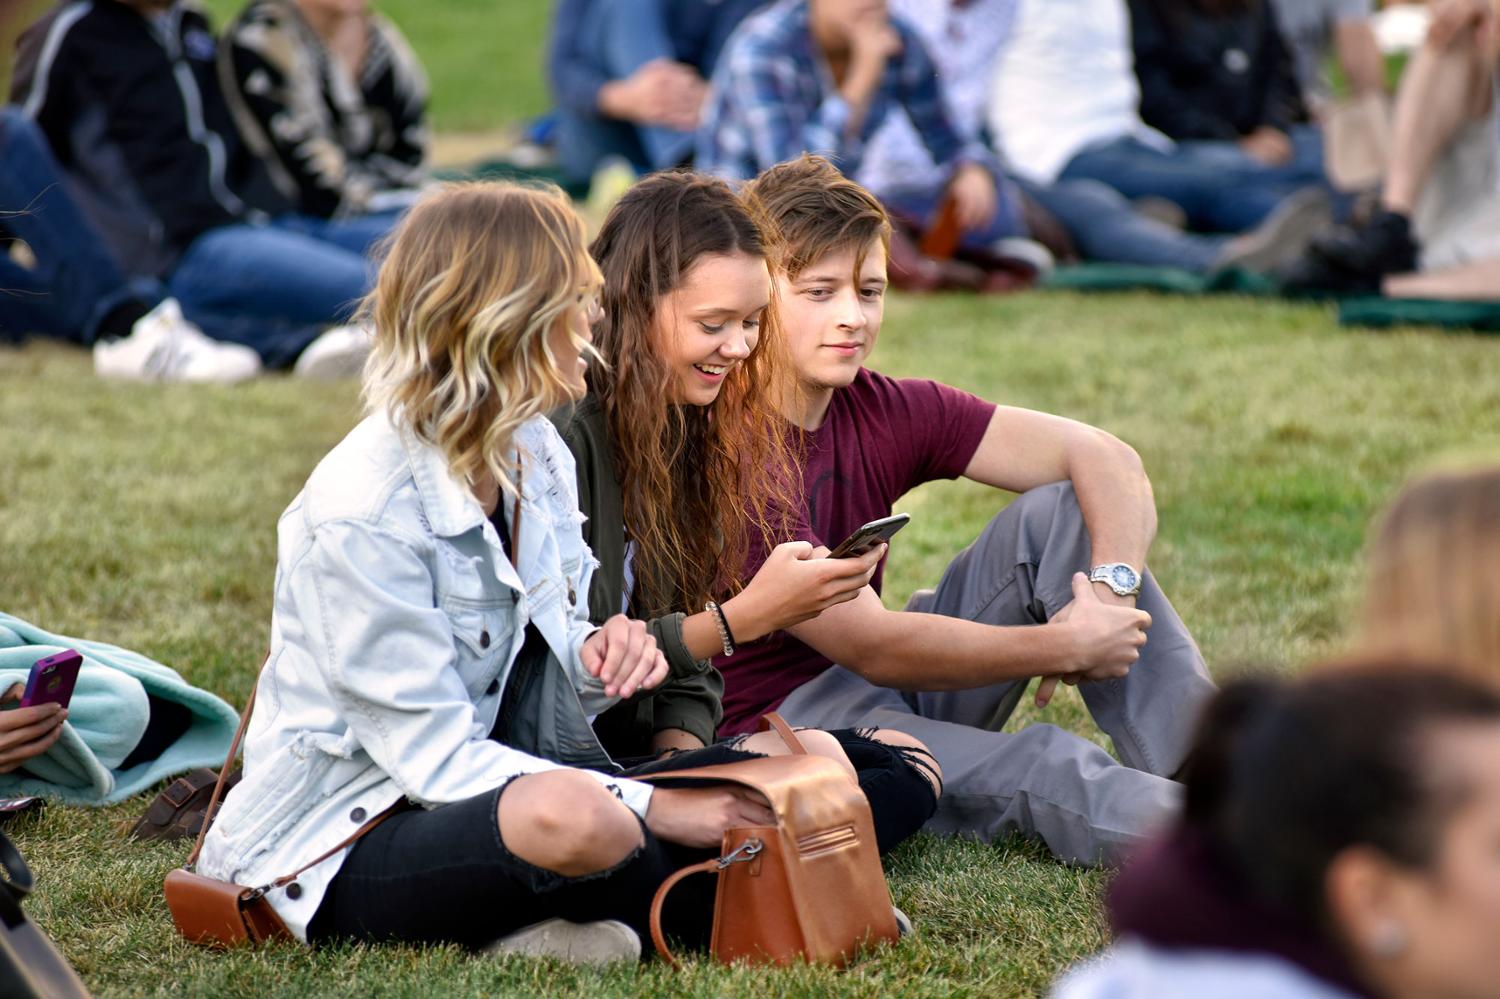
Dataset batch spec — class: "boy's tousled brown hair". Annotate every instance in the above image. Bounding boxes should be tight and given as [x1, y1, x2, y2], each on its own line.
[743, 154, 891, 279]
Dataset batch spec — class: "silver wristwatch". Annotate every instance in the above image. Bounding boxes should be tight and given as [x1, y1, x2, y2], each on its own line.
[1089, 562, 1142, 597]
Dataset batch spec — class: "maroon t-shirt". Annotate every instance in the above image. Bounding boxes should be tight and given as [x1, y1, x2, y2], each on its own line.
[716, 368, 996, 735]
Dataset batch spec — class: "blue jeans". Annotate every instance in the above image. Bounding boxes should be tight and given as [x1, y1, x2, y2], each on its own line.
[0, 108, 378, 367]
[0, 108, 152, 345]
[1016, 176, 1226, 273]
[1061, 131, 1326, 233]
[880, 173, 1030, 252]
[166, 211, 397, 368]
[555, 0, 695, 183]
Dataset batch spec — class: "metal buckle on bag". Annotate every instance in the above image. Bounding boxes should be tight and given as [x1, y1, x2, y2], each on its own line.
[716, 838, 763, 869]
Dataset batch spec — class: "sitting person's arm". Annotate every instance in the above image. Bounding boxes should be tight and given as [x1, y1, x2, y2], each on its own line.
[547, 0, 701, 129]
[292, 519, 662, 812]
[786, 407, 1154, 690]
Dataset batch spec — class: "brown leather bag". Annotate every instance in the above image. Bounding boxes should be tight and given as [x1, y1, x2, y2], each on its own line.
[642, 715, 900, 966]
[162, 682, 395, 948]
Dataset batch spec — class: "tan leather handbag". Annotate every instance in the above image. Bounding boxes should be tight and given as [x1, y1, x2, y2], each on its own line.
[642, 715, 900, 966]
[162, 682, 395, 948]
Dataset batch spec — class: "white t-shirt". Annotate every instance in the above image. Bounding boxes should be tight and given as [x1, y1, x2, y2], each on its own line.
[989, 0, 1171, 184]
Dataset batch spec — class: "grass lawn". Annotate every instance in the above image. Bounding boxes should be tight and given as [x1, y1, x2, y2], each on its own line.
[3, 1, 1500, 995]
[3, 291, 1499, 996]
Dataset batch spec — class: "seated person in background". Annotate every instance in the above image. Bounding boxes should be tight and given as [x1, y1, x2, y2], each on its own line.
[1127, 0, 1326, 186]
[1054, 665, 1500, 999]
[12, 0, 387, 378]
[992, 0, 1324, 234]
[1282, 0, 1500, 300]
[546, 0, 765, 186]
[220, 0, 430, 219]
[1271, 0, 1386, 116]
[0, 105, 327, 381]
[698, 0, 1040, 275]
[1357, 461, 1500, 673]
[858, 0, 1329, 277]
[718, 155, 1218, 867]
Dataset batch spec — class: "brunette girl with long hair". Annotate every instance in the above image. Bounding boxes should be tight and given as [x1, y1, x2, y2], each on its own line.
[553, 171, 943, 855]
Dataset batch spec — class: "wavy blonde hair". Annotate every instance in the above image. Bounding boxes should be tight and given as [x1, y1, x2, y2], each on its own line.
[1359, 461, 1500, 675]
[361, 182, 601, 497]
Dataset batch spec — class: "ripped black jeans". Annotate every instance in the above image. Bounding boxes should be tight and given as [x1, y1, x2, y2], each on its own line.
[306, 730, 938, 949]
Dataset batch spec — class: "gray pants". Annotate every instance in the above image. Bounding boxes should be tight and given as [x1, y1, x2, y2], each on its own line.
[777, 482, 1217, 866]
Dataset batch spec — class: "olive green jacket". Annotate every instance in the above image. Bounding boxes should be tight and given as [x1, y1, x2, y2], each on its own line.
[549, 396, 723, 755]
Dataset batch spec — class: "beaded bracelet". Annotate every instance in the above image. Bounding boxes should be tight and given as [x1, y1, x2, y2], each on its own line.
[704, 600, 736, 657]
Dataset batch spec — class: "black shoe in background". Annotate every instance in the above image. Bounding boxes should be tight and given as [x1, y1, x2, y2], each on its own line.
[1278, 209, 1420, 298]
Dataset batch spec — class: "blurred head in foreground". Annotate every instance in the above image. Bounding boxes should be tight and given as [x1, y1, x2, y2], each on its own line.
[1091, 665, 1500, 999]
[1359, 462, 1500, 675]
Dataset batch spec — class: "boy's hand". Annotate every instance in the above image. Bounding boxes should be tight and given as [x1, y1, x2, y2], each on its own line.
[948, 163, 998, 233]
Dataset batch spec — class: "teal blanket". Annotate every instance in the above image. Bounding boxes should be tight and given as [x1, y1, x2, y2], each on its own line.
[0, 613, 239, 804]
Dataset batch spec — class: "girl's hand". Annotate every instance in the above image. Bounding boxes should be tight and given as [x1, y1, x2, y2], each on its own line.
[724, 541, 884, 641]
[581, 615, 669, 698]
[644, 786, 776, 849]
[0, 683, 66, 774]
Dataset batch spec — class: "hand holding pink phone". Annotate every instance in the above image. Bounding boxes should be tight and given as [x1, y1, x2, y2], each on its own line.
[0, 650, 77, 773]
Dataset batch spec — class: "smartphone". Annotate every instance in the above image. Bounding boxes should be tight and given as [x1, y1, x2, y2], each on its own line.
[19, 650, 82, 710]
[828, 513, 911, 559]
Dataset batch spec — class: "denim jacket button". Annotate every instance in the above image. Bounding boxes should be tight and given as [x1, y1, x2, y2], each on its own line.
[480, 630, 491, 649]
[350, 807, 367, 824]
[486, 678, 500, 696]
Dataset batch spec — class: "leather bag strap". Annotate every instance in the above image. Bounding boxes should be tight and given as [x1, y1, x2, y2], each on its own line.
[185, 667, 262, 868]
[758, 712, 807, 755]
[648, 857, 719, 968]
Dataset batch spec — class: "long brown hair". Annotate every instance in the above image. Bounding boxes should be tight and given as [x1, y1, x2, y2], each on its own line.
[1359, 463, 1500, 675]
[589, 171, 798, 616]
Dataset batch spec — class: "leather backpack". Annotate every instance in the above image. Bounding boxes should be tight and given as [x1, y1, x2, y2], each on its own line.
[642, 716, 900, 966]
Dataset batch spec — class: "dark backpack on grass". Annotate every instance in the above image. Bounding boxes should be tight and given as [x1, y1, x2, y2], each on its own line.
[0, 829, 91, 998]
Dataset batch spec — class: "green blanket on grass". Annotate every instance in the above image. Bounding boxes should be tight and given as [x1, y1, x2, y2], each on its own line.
[1041, 263, 1500, 332]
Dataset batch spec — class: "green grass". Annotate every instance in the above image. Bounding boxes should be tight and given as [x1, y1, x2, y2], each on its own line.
[5, 2, 1500, 995]
[3, 292, 1499, 997]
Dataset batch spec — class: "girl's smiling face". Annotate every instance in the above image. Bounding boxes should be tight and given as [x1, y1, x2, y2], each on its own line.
[654, 252, 771, 406]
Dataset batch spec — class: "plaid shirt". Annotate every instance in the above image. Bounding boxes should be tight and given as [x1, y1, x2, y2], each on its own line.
[696, 0, 999, 182]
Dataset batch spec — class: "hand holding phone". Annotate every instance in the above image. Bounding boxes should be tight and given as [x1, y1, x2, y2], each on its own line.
[20, 650, 82, 710]
[828, 513, 910, 559]
[0, 651, 77, 773]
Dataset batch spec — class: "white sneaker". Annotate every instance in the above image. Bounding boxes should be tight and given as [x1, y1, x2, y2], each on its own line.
[94, 299, 262, 384]
[483, 918, 641, 965]
[292, 324, 371, 380]
[988, 237, 1056, 278]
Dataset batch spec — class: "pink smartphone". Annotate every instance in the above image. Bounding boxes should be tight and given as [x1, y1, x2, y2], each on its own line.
[19, 650, 82, 710]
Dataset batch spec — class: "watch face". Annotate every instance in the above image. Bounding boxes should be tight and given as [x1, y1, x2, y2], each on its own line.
[1111, 565, 1139, 591]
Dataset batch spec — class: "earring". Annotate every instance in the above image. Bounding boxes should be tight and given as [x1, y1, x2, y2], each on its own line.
[1370, 921, 1409, 959]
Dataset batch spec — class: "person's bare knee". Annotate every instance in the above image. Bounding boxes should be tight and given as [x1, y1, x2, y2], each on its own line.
[739, 727, 859, 781]
[866, 728, 944, 798]
[497, 770, 643, 877]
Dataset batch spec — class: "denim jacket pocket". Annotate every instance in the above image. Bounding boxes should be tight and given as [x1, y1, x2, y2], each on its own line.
[440, 598, 507, 693]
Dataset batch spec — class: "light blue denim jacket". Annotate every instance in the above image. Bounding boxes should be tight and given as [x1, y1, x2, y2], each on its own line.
[198, 413, 655, 941]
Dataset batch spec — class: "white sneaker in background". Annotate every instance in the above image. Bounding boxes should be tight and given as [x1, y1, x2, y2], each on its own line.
[988, 237, 1056, 279]
[483, 918, 641, 965]
[93, 298, 262, 384]
[292, 324, 371, 380]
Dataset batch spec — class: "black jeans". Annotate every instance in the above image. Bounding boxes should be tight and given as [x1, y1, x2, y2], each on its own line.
[306, 730, 938, 949]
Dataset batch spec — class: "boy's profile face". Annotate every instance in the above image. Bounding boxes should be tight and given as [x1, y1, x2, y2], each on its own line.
[775, 237, 888, 392]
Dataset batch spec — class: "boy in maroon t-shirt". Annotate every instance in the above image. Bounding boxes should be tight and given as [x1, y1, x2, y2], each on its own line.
[716, 155, 1217, 866]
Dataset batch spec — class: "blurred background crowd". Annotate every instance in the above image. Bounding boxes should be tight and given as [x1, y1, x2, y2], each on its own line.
[2, 0, 1498, 383]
